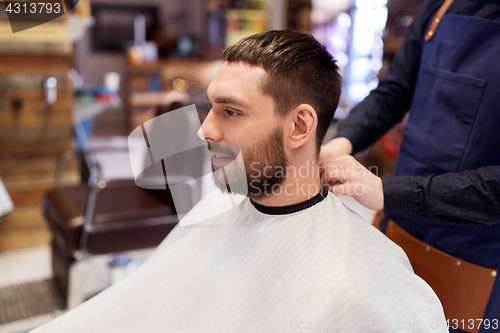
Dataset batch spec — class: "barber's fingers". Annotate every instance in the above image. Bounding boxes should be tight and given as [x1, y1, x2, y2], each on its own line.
[320, 165, 350, 185]
[319, 156, 358, 178]
[319, 146, 332, 163]
[321, 166, 347, 184]
[319, 148, 350, 164]
[328, 183, 357, 197]
[322, 178, 342, 190]
[320, 155, 358, 167]
[326, 176, 384, 211]
[320, 159, 363, 183]
[320, 155, 384, 210]
[319, 138, 353, 163]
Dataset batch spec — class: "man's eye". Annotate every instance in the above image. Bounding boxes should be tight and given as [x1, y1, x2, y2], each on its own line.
[225, 110, 238, 116]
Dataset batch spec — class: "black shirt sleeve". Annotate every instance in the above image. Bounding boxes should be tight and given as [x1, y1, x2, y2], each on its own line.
[333, 0, 500, 225]
[382, 166, 500, 225]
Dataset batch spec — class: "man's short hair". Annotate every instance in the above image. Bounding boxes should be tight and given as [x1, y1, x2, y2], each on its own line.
[223, 30, 342, 155]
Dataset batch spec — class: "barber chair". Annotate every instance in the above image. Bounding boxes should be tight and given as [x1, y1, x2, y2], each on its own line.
[43, 149, 195, 309]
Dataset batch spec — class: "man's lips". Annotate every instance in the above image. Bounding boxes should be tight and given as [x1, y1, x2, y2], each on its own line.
[210, 152, 233, 166]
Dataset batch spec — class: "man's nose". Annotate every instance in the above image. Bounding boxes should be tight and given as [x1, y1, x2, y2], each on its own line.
[198, 110, 222, 142]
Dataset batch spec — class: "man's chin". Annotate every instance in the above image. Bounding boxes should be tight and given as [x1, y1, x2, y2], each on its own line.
[211, 163, 230, 173]
[213, 178, 233, 194]
[211, 157, 233, 169]
[212, 173, 287, 200]
[211, 171, 248, 196]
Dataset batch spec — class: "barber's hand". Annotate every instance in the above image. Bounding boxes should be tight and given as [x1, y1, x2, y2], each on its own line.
[319, 137, 353, 162]
[320, 155, 384, 211]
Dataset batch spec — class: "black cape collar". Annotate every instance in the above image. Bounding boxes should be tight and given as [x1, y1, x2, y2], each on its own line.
[250, 187, 329, 215]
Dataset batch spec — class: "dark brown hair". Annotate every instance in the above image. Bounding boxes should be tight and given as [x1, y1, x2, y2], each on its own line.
[223, 30, 342, 155]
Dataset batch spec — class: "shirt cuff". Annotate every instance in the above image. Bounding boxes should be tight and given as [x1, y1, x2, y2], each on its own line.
[381, 175, 425, 217]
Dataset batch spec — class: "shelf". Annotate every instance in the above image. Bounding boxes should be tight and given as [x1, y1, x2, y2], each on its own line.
[0, 55, 72, 73]
[0, 21, 71, 55]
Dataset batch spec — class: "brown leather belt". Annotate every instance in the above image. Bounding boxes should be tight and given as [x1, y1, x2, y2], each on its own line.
[386, 220, 497, 333]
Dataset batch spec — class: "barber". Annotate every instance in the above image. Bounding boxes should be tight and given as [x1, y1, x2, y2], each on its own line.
[320, 0, 500, 332]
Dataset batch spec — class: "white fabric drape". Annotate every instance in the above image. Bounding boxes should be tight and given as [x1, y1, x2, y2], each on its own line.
[32, 189, 447, 333]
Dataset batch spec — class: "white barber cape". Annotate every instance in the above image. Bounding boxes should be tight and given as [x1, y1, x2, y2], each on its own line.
[32, 189, 448, 333]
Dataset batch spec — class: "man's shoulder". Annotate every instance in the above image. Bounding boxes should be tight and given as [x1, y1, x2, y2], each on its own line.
[317, 195, 446, 331]
[318, 193, 413, 269]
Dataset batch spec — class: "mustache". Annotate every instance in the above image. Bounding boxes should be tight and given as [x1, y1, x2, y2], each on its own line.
[207, 142, 240, 158]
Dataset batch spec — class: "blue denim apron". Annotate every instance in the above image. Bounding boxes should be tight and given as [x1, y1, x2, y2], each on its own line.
[384, 15, 500, 331]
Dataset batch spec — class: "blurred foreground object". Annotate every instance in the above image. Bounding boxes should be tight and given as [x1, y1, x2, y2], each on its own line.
[0, 177, 14, 220]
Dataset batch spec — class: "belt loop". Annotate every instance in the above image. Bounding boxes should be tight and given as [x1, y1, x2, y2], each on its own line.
[425, 0, 455, 41]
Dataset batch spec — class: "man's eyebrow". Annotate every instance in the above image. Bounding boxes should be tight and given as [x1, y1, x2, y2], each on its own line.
[204, 92, 246, 108]
[215, 97, 245, 106]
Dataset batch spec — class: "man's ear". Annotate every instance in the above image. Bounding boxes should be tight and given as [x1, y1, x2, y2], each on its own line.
[285, 104, 317, 151]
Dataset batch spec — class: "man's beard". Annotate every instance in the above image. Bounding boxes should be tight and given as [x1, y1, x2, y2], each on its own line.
[209, 126, 289, 199]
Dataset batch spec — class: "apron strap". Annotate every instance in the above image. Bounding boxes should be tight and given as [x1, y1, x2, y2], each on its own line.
[425, 0, 455, 41]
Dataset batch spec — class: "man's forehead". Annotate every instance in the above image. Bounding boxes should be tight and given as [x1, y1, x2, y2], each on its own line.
[212, 62, 266, 87]
[219, 61, 266, 76]
[207, 61, 268, 102]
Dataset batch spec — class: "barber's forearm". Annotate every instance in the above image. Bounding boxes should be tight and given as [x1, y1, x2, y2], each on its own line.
[334, 59, 417, 154]
[334, 93, 405, 155]
[382, 166, 500, 225]
[334, 0, 439, 154]
[336, 76, 417, 154]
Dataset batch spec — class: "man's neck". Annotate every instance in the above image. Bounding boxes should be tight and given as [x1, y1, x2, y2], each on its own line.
[251, 160, 322, 207]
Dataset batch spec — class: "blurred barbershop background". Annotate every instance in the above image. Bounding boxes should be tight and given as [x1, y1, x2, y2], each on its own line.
[0, 0, 423, 331]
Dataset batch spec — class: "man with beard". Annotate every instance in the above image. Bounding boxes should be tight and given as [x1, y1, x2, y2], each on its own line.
[31, 31, 447, 333]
